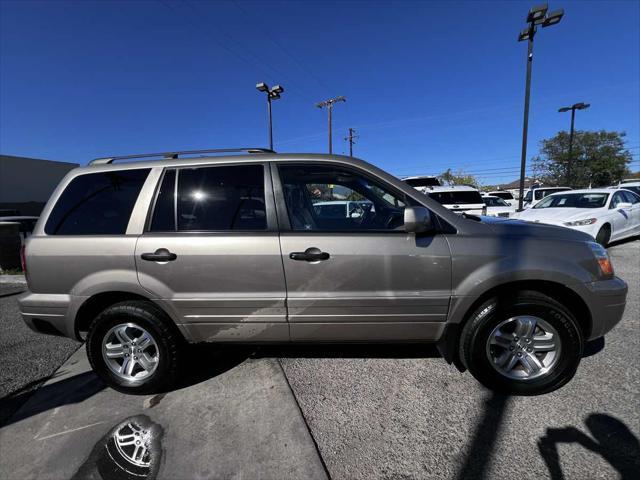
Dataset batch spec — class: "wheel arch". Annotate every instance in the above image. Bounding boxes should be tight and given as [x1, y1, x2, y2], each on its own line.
[438, 280, 592, 372]
[74, 291, 185, 342]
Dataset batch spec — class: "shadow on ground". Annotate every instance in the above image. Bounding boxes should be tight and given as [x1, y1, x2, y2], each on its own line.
[538, 413, 640, 480]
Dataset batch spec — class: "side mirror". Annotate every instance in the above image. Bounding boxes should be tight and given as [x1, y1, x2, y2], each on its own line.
[616, 202, 632, 209]
[404, 206, 432, 233]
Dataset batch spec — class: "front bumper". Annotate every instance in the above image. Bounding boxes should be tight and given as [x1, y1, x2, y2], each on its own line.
[577, 276, 628, 340]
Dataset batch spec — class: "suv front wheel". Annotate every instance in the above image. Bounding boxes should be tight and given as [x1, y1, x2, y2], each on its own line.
[460, 290, 583, 395]
[86, 301, 182, 394]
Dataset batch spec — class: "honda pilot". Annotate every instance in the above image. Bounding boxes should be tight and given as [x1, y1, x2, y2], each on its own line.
[19, 149, 627, 395]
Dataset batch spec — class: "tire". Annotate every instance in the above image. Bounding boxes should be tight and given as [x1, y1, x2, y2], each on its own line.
[595, 225, 611, 247]
[460, 290, 583, 395]
[86, 300, 182, 394]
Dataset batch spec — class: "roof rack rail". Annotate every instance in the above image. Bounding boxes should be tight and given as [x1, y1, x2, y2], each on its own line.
[89, 148, 275, 166]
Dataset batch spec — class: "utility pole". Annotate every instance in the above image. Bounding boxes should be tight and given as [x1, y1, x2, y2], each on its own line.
[558, 102, 590, 186]
[316, 96, 346, 154]
[345, 128, 358, 156]
[516, 4, 564, 210]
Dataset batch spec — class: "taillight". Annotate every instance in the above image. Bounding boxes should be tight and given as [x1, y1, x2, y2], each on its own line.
[20, 245, 26, 274]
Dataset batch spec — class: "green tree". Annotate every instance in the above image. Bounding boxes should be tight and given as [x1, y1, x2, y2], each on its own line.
[531, 130, 632, 188]
[439, 169, 481, 188]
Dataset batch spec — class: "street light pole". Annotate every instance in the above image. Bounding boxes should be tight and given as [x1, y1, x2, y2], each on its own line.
[518, 31, 534, 212]
[516, 4, 564, 211]
[316, 96, 346, 154]
[256, 82, 284, 150]
[558, 102, 590, 186]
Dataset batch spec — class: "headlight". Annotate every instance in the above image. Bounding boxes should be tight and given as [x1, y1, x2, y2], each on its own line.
[588, 242, 614, 277]
[564, 218, 597, 226]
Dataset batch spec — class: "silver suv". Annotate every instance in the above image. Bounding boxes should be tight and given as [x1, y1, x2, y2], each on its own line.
[19, 149, 627, 395]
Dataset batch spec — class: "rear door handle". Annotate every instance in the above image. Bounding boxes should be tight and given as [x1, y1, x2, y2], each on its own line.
[289, 247, 330, 262]
[141, 248, 177, 262]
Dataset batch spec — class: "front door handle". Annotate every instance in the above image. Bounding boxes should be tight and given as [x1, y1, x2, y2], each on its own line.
[289, 247, 330, 262]
[141, 248, 177, 262]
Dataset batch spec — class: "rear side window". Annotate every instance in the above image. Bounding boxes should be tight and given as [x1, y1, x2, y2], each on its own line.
[150, 164, 266, 231]
[45, 169, 150, 235]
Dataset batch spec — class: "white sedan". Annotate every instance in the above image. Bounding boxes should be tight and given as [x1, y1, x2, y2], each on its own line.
[512, 189, 640, 246]
[482, 196, 516, 217]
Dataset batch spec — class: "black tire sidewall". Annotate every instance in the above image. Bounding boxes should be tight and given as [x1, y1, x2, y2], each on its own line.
[596, 225, 610, 246]
[463, 293, 583, 395]
[86, 302, 179, 394]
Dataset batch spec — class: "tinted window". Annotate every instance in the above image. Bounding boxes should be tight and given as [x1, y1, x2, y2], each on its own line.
[176, 164, 266, 231]
[150, 170, 176, 231]
[610, 192, 625, 209]
[404, 177, 441, 187]
[428, 191, 483, 205]
[279, 164, 406, 232]
[483, 197, 508, 207]
[623, 186, 640, 197]
[490, 192, 514, 200]
[534, 193, 608, 209]
[621, 190, 639, 204]
[45, 169, 150, 235]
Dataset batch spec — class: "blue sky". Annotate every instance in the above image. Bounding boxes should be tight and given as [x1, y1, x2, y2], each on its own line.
[1, 0, 638, 185]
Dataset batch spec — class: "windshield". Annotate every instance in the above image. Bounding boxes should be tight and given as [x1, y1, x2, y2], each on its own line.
[483, 197, 508, 207]
[490, 192, 513, 200]
[533, 192, 609, 209]
[622, 186, 640, 196]
[404, 177, 440, 187]
[428, 191, 483, 205]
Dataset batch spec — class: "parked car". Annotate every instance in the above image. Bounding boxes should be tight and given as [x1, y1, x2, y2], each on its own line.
[402, 175, 441, 191]
[20, 149, 627, 396]
[0, 216, 38, 243]
[417, 185, 486, 216]
[482, 196, 516, 218]
[615, 181, 640, 197]
[522, 186, 572, 209]
[485, 191, 517, 208]
[513, 189, 640, 246]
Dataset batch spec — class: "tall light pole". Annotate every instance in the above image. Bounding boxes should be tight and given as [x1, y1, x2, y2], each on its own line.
[256, 82, 284, 150]
[558, 102, 590, 186]
[316, 96, 346, 154]
[516, 4, 564, 210]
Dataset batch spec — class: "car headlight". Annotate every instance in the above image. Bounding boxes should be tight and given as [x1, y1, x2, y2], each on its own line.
[588, 242, 614, 277]
[564, 218, 597, 226]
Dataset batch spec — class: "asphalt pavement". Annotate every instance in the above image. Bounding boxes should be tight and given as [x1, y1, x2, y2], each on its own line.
[281, 238, 640, 479]
[0, 285, 79, 426]
[0, 238, 638, 479]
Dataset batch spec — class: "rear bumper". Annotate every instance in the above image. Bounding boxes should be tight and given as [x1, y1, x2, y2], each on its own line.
[18, 291, 83, 339]
[579, 277, 628, 340]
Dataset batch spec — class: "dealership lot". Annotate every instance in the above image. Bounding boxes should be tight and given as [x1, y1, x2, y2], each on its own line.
[0, 238, 638, 479]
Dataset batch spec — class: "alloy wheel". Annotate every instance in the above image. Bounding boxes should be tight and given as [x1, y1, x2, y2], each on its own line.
[102, 323, 160, 382]
[485, 315, 561, 380]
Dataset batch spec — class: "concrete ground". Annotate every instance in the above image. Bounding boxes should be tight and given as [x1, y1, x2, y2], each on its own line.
[0, 238, 638, 479]
[0, 347, 328, 479]
[281, 238, 640, 479]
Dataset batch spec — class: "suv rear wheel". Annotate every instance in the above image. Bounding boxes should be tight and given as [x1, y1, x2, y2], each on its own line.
[86, 301, 182, 394]
[460, 290, 583, 395]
